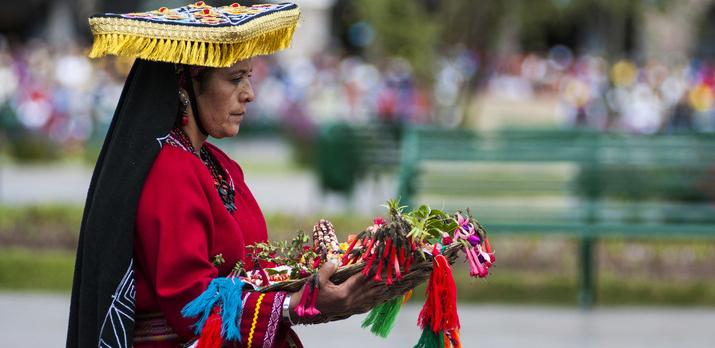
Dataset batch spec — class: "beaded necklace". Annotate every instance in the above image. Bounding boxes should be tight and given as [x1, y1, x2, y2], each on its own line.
[166, 127, 237, 213]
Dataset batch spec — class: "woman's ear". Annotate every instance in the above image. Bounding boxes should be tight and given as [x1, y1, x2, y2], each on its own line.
[178, 89, 193, 126]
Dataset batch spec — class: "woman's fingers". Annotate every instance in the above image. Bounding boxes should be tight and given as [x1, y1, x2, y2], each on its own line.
[317, 258, 339, 287]
[333, 272, 402, 315]
[313, 264, 421, 320]
[338, 270, 370, 292]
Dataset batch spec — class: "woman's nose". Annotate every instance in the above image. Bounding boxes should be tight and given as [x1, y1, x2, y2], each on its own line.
[242, 80, 255, 103]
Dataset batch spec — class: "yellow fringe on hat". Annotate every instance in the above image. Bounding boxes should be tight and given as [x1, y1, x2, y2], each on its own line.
[88, 8, 299, 68]
[88, 26, 297, 67]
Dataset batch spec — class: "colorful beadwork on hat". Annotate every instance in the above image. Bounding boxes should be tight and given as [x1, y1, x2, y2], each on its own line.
[88, 2, 300, 67]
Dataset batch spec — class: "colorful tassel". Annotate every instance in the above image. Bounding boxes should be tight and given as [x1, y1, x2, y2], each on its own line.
[218, 279, 244, 341]
[445, 329, 461, 348]
[196, 312, 223, 348]
[361, 239, 375, 261]
[414, 329, 444, 348]
[415, 254, 460, 348]
[305, 276, 321, 316]
[341, 237, 361, 265]
[362, 251, 377, 277]
[294, 281, 311, 317]
[181, 278, 245, 342]
[181, 281, 221, 334]
[403, 290, 413, 304]
[373, 255, 384, 282]
[361, 295, 404, 338]
[393, 247, 402, 280]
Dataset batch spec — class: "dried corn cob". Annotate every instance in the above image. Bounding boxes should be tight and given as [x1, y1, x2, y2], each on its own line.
[312, 219, 340, 254]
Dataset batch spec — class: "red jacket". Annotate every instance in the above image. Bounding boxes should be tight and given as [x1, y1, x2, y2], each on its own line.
[134, 142, 301, 347]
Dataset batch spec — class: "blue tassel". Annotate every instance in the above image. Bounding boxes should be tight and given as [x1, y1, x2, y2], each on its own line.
[181, 278, 246, 341]
[217, 278, 244, 341]
[181, 280, 221, 334]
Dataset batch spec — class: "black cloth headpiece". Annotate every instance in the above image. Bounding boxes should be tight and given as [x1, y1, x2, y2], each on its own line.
[67, 59, 178, 347]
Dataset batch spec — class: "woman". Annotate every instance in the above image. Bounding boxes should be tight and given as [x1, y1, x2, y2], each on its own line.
[67, 3, 385, 347]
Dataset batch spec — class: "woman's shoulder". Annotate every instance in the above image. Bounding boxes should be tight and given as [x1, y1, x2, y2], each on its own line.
[152, 144, 202, 170]
[143, 144, 208, 189]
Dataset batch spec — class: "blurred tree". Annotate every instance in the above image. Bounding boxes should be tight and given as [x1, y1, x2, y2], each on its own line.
[354, 0, 439, 83]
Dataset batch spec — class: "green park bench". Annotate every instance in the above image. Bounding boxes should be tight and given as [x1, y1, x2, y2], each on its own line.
[316, 122, 401, 194]
[397, 127, 715, 307]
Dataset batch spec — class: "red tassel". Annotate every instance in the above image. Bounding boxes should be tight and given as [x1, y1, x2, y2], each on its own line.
[295, 283, 311, 317]
[393, 247, 402, 280]
[417, 254, 460, 334]
[373, 255, 384, 282]
[374, 238, 391, 281]
[437, 255, 460, 331]
[305, 278, 321, 316]
[382, 238, 393, 258]
[362, 251, 377, 277]
[361, 239, 375, 261]
[196, 312, 223, 348]
[342, 237, 361, 265]
[386, 246, 395, 285]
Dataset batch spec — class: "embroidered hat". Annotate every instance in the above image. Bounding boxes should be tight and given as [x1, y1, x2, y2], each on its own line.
[88, 1, 300, 67]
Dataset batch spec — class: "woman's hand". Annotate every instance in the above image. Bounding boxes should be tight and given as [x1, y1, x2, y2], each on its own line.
[289, 261, 387, 324]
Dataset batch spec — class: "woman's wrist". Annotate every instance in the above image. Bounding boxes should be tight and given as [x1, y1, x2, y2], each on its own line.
[282, 293, 295, 326]
[284, 291, 301, 325]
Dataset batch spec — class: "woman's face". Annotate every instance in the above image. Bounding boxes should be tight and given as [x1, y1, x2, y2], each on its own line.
[193, 59, 255, 138]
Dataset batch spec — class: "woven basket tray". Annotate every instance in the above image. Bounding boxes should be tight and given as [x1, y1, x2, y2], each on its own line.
[255, 242, 462, 295]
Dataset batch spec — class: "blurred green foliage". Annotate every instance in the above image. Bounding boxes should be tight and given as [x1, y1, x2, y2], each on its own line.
[0, 249, 75, 291]
[6, 135, 63, 163]
[355, 0, 673, 83]
[355, 0, 439, 83]
[0, 205, 83, 250]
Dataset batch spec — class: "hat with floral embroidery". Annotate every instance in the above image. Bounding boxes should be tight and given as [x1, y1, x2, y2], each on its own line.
[88, 1, 300, 67]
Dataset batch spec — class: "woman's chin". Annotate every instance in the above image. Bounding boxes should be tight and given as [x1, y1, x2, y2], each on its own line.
[210, 126, 240, 139]
[229, 125, 241, 137]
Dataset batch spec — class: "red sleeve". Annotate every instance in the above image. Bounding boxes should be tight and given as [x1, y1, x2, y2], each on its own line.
[135, 148, 218, 341]
[239, 291, 288, 348]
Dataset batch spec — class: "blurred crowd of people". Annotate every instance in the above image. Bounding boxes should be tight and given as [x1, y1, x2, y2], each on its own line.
[0, 36, 451, 150]
[0, 37, 125, 148]
[488, 45, 715, 134]
[3, 36, 715, 154]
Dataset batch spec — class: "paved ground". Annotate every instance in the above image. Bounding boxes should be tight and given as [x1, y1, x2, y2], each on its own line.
[2, 292, 713, 348]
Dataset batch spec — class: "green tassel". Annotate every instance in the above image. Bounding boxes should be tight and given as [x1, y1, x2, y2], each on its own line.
[361, 296, 403, 338]
[414, 329, 444, 348]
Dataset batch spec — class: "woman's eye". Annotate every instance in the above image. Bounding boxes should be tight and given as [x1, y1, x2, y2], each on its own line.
[232, 75, 251, 83]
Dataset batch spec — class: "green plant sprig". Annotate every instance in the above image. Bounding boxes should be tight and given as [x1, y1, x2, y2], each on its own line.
[403, 204, 458, 245]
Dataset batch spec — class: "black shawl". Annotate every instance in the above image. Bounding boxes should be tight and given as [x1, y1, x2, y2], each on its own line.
[67, 59, 178, 347]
